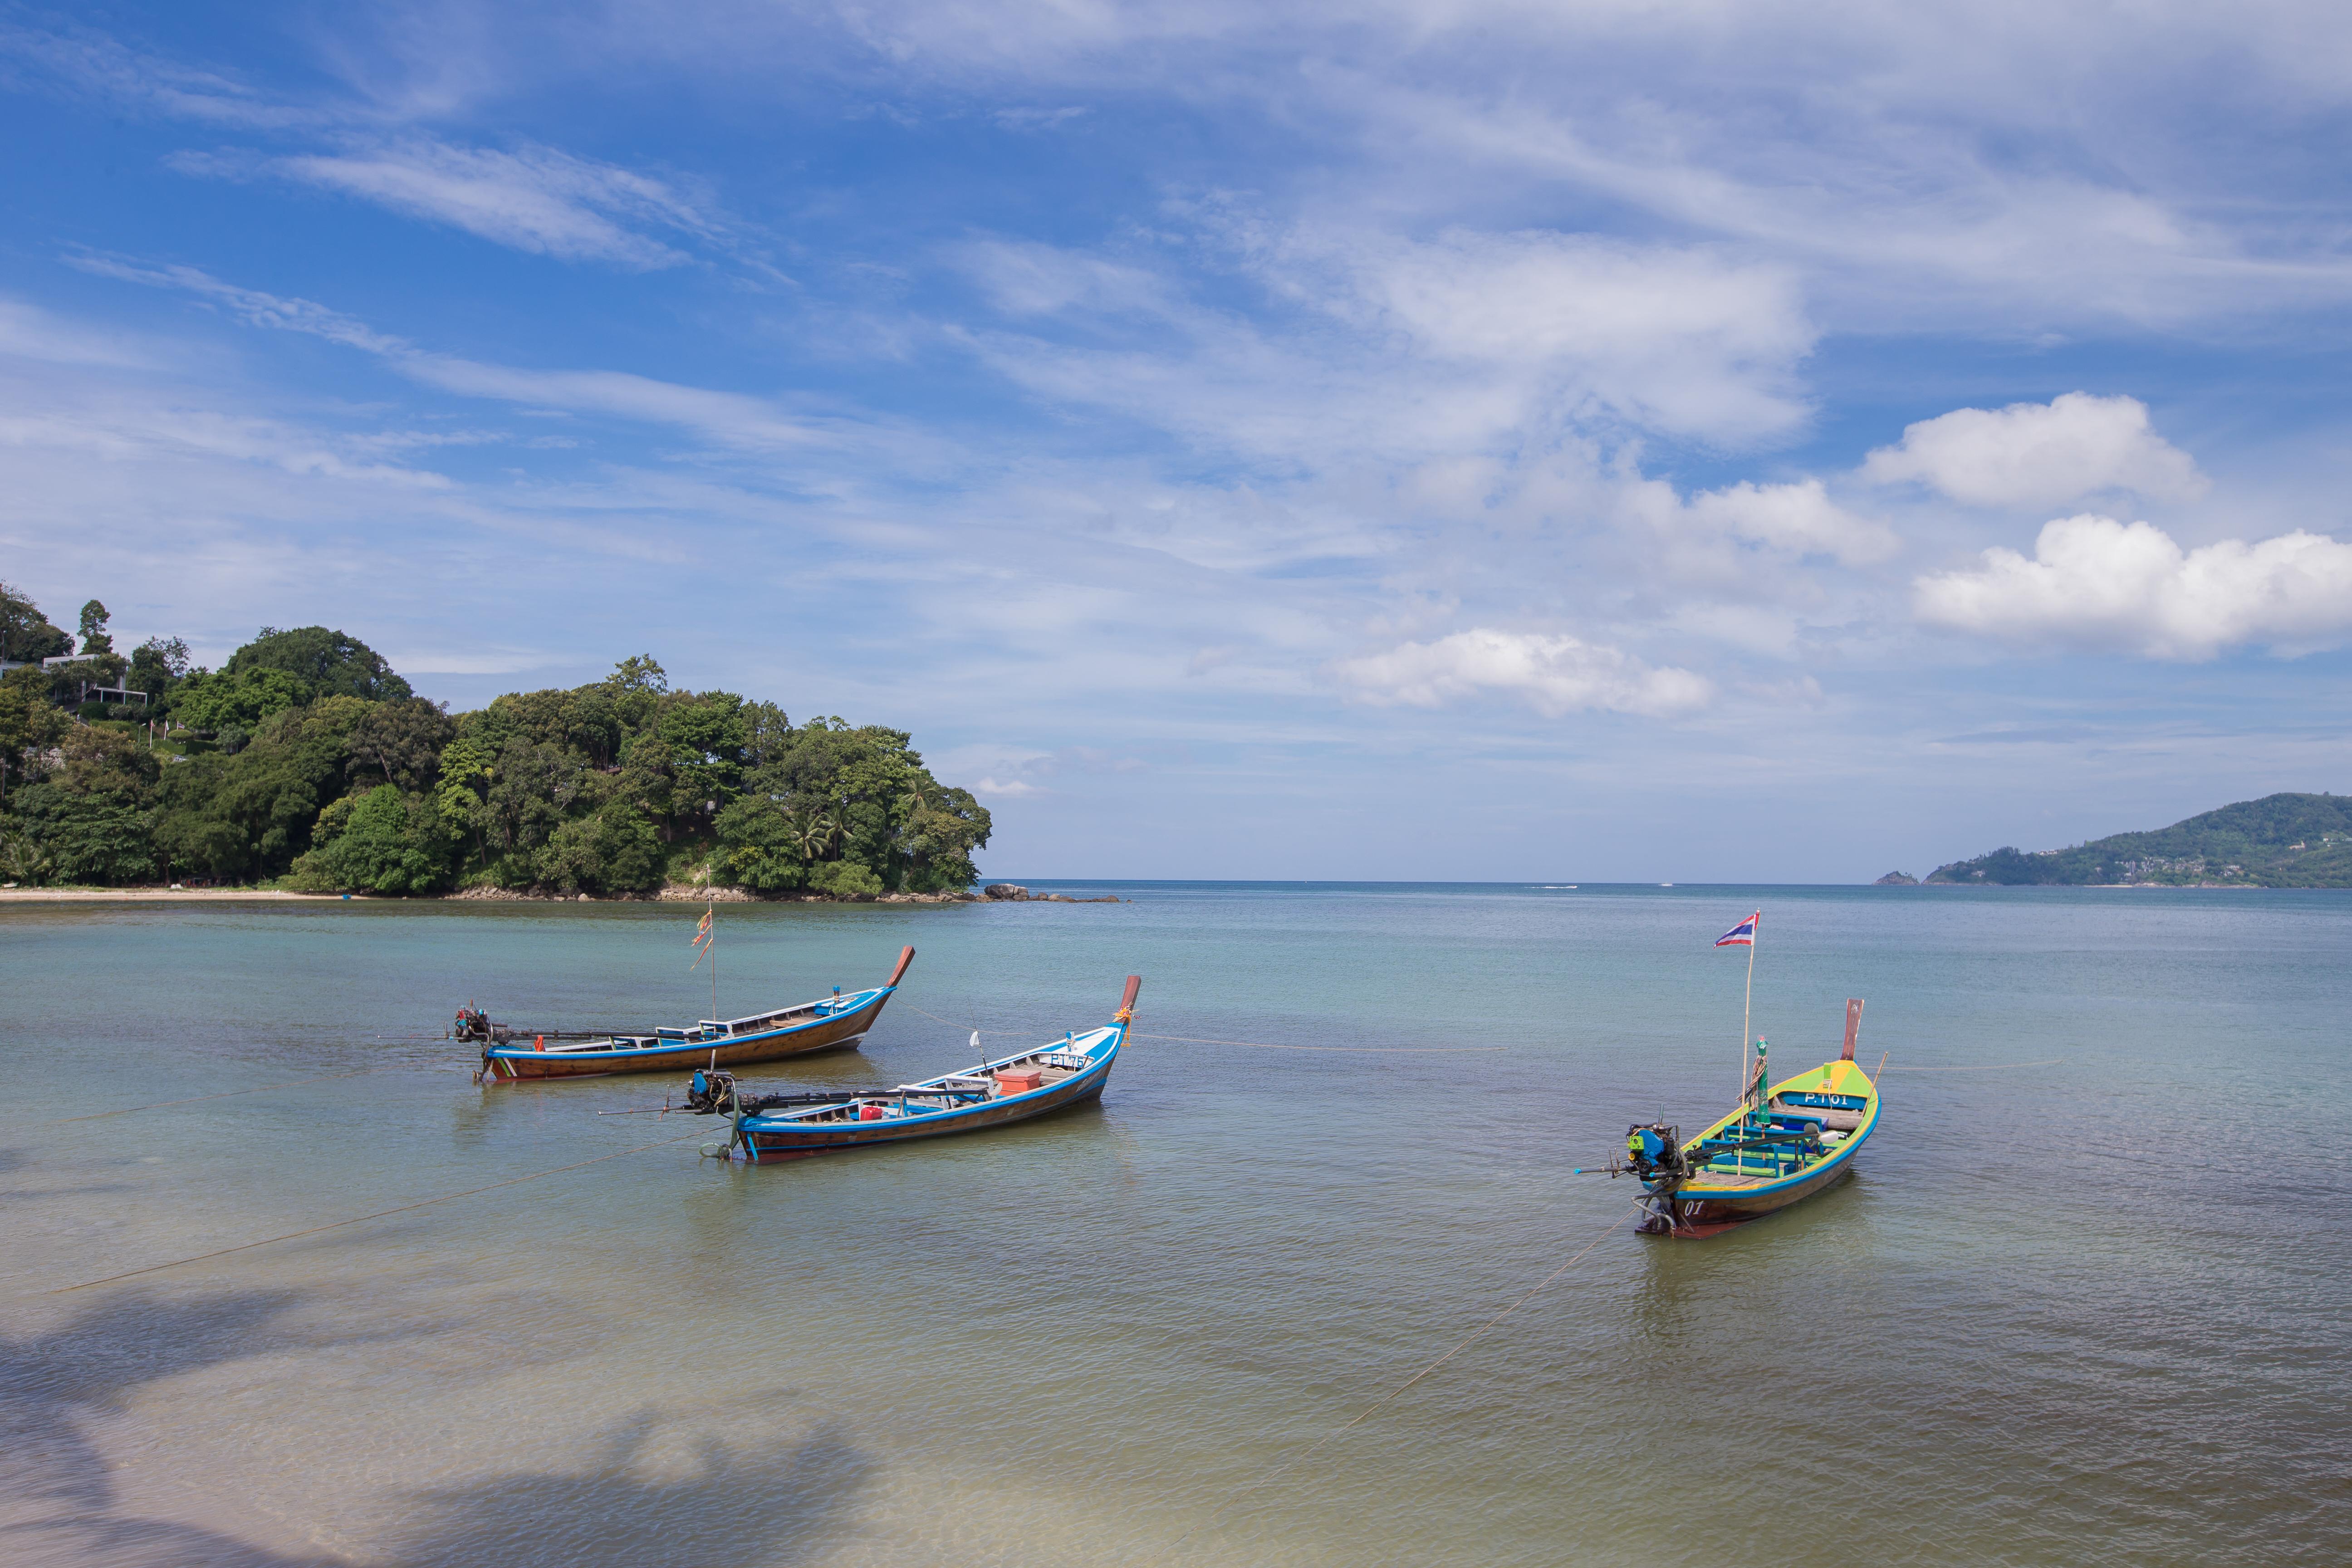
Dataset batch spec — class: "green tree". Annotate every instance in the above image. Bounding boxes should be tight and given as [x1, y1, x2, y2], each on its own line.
[175, 667, 309, 733]
[656, 692, 748, 828]
[290, 785, 456, 894]
[127, 637, 192, 701]
[0, 583, 71, 663]
[482, 737, 579, 859]
[5, 725, 160, 884]
[606, 655, 668, 696]
[152, 757, 250, 883]
[534, 807, 664, 894]
[77, 600, 113, 657]
[8, 786, 154, 883]
[348, 699, 456, 793]
[0, 666, 68, 803]
[712, 796, 811, 891]
[155, 696, 373, 881]
[433, 734, 498, 857]
[225, 626, 412, 701]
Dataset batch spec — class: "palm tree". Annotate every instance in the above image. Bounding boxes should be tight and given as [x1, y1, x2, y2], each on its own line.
[788, 808, 845, 862]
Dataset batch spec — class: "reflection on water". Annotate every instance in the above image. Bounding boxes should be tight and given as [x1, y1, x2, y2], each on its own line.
[3, 885, 2350, 1565]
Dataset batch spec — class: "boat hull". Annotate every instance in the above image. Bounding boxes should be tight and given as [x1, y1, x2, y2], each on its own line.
[484, 990, 892, 1081]
[1643, 1052, 1881, 1236]
[1680, 1150, 1857, 1225]
[739, 1054, 1115, 1160]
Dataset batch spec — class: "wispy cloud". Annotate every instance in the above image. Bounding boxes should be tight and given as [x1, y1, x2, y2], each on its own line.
[71, 257, 845, 451]
[992, 106, 1089, 131]
[170, 140, 722, 270]
[0, 20, 318, 127]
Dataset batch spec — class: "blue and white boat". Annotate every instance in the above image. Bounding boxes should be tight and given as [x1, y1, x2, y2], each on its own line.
[469, 947, 915, 1081]
[693, 975, 1139, 1161]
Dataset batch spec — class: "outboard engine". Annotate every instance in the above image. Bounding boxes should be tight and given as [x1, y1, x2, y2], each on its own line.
[1622, 1122, 1696, 1235]
[453, 1008, 514, 1046]
[1624, 1122, 1688, 1182]
[686, 1068, 738, 1116]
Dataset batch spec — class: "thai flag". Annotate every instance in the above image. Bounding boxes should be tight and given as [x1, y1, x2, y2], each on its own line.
[1715, 911, 1760, 946]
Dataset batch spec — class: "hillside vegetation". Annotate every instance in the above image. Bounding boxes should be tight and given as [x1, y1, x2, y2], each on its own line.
[1928, 794, 2352, 887]
[1, 588, 989, 897]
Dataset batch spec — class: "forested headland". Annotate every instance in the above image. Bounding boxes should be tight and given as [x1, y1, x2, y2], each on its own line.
[1924, 793, 2352, 887]
[0, 586, 990, 898]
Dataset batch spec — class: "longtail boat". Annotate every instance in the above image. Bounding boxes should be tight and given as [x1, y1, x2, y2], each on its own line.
[469, 946, 916, 1082]
[1618, 997, 1881, 1237]
[689, 975, 1139, 1161]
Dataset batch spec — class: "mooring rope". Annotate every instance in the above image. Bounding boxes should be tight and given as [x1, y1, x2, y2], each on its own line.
[1166, 1214, 1631, 1556]
[48, 1065, 408, 1124]
[1138, 1033, 1505, 1054]
[904, 1002, 989, 1034]
[1879, 1058, 2065, 1073]
[903, 1002, 1500, 1055]
[39, 1127, 711, 1296]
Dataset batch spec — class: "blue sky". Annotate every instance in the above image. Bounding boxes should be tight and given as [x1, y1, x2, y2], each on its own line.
[5, 2, 2352, 881]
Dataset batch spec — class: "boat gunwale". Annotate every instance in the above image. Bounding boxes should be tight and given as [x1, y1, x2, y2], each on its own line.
[741, 1023, 1123, 1133]
[1673, 1062, 1881, 1201]
[480, 984, 894, 1065]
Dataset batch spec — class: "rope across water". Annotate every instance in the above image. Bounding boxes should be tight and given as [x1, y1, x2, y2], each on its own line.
[1166, 1215, 1633, 1556]
[48, 1065, 408, 1123]
[38, 1126, 712, 1296]
[901, 1003, 1503, 1054]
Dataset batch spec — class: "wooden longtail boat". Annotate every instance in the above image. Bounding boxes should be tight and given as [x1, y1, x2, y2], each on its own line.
[474, 947, 916, 1082]
[697, 975, 1139, 1161]
[1620, 998, 1881, 1237]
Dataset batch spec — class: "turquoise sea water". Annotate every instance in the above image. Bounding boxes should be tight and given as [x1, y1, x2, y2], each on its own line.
[3, 883, 2348, 1566]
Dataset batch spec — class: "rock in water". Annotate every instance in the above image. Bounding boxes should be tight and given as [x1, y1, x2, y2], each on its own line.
[983, 883, 1030, 901]
[1873, 870, 1919, 885]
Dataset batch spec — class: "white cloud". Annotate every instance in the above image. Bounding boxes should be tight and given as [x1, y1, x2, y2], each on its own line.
[1309, 228, 1816, 445]
[1861, 392, 2205, 507]
[1914, 514, 2352, 659]
[1330, 628, 1713, 718]
[170, 140, 719, 270]
[1682, 478, 1896, 565]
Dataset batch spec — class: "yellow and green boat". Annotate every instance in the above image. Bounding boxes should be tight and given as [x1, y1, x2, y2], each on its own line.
[1621, 999, 1880, 1238]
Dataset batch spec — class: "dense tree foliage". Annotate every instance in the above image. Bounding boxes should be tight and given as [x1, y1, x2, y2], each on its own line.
[0, 593, 989, 897]
[0, 582, 72, 663]
[1929, 794, 2352, 887]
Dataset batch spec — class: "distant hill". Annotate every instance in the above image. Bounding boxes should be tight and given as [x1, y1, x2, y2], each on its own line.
[1928, 793, 2352, 887]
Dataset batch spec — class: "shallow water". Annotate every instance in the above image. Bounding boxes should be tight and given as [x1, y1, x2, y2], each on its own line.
[3, 884, 2347, 1566]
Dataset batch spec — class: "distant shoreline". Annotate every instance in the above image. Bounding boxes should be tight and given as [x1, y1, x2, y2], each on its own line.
[0, 882, 1106, 905]
[0, 887, 337, 902]
[0, 886, 980, 904]
[2, 881, 2329, 905]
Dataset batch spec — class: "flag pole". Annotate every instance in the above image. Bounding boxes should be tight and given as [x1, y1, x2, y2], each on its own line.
[708, 897, 718, 1022]
[1742, 911, 1759, 1106]
[690, 899, 717, 1022]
